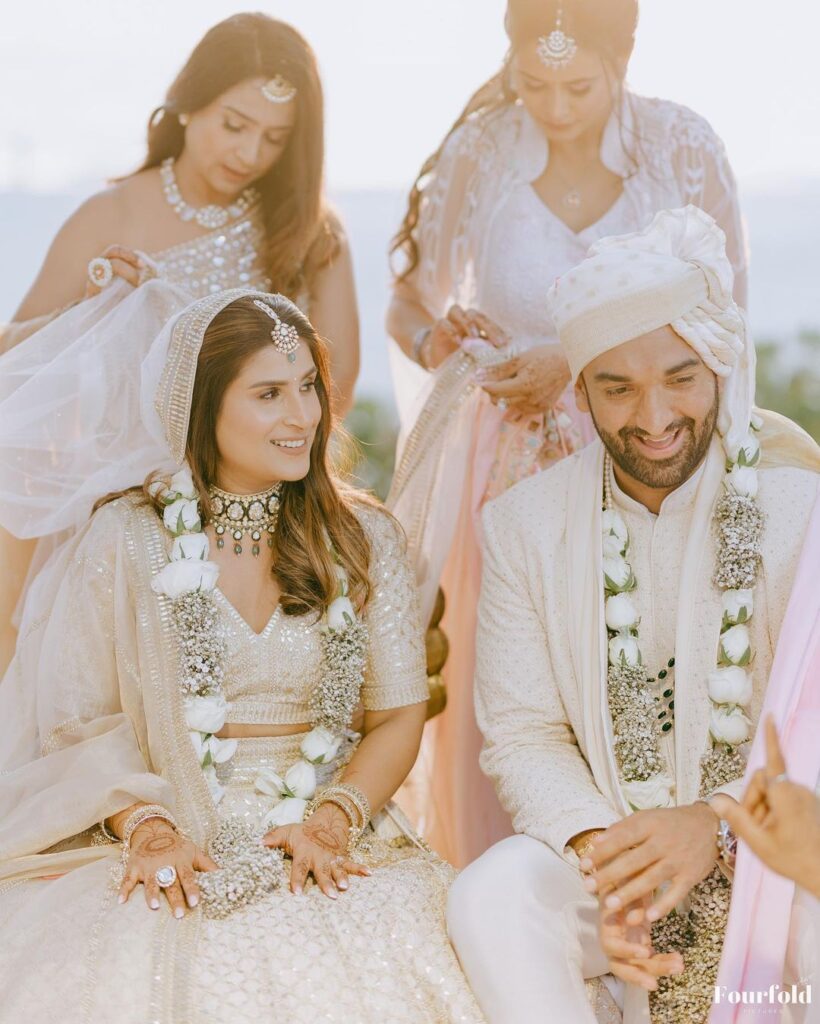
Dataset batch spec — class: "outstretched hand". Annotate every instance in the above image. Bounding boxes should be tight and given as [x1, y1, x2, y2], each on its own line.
[711, 716, 820, 898]
[263, 805, 371, 899]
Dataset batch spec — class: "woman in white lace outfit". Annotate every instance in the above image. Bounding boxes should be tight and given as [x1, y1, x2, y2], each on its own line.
[0, 288, 482, 1024]
[0, 12, 360, 675]
[386, 0, 748, 868]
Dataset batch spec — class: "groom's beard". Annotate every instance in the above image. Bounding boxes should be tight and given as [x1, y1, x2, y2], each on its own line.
[593, 387, 719, 492]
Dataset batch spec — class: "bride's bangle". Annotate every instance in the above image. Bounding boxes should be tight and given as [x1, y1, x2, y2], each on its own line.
[120, 804, 179, 848]
[308, 783, 371, 854]
[412, 326, 433, 369]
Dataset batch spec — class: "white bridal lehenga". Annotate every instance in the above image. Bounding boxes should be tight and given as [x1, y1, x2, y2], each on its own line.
[0, 286, 483, 1024]
[0, 499, 483, 1024]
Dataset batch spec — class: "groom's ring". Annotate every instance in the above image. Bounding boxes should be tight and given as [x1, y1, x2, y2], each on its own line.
[87, 257, 114, 289]
[155, 865, 177, 888]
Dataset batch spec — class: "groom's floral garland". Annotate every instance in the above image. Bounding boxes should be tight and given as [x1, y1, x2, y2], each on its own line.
[151, 467, 369, 817]
[602, 422, 764, 1023]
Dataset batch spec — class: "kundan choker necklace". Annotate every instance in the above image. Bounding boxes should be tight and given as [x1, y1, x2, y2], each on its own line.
[160, 158, 259, 230]
[208, 483, 282, 556]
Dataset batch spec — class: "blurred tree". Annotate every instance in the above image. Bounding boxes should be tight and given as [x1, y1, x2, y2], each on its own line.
[343, 395, 399, 501]
[755, 332, 820, 442]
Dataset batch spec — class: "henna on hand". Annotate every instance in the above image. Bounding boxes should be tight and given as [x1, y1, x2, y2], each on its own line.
[302, 818, 349, 855]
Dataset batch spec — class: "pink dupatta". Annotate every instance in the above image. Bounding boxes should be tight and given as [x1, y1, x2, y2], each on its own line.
[711, 495, 820, 1022]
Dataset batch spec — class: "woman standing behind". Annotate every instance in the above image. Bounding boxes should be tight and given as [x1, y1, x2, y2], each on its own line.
[0, 12, 360, 673]
[387, 0, 747, 868]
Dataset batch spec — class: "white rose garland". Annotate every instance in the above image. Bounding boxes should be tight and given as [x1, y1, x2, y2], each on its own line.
[151, 467, 369, 811]
[601, 423, 765, 1023]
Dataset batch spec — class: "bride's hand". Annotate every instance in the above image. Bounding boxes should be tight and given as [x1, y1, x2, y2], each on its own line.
[263, 805, 371, 899]
[118, 819, 218, 917]
[85, 245, 155, 298]
[478, 343, 571, 416]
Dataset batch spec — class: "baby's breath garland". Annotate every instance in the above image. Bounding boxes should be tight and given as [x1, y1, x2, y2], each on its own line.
[601, 423, 765, 1023]
[150, 466, 369, 813]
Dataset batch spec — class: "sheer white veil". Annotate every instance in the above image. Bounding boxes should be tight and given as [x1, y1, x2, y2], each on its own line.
[0, 279, 192, 539]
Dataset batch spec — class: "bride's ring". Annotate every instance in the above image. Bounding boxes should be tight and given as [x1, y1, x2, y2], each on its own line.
[87, 257, 114, 290]
[497, 398, 508, 411]
[771, 772, 789, 786]
[155, 865, 177, 888]
[477, 327, 488, 339]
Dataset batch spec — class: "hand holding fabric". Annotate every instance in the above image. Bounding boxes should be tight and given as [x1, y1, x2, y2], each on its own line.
[477, 343, 571, 416]
[581, 801, 720, 922]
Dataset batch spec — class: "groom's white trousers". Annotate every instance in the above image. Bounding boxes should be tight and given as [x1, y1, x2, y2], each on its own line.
[447, 834, 618, 1024]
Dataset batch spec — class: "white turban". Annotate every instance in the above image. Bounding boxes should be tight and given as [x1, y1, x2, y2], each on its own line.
[547, 206, 755, 452]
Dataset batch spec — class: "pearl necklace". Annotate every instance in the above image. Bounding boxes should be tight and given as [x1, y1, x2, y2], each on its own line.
[208, 483, 282, 556]
[160, 158, 260, 230]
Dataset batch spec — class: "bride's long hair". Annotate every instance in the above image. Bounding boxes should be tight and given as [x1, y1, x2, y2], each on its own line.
[129, 13, 338, 300]
[98, 296, 377, 617]
[391, 0, 639, 281]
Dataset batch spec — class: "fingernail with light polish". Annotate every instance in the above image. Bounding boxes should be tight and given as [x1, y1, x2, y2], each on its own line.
[117, 894, 126, 905]
[583, 876, 597, 893]
[174, 908, 184, 919]
[187, 895, 198, 908]
[579, 857, 594, 872]
[605, 894, 621, 910]
[150, 899, 160, 910]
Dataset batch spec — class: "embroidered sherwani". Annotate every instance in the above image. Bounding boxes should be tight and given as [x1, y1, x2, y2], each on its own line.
[0, 498, 483, 1024]
[446, 440, 818, 1024]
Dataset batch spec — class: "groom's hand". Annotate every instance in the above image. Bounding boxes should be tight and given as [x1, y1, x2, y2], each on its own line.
[581, 801, 719, 922]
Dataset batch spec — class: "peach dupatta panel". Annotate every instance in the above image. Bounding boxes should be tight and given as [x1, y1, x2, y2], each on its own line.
[711, 495, 820, 1024]
[389, 345, 590, 867]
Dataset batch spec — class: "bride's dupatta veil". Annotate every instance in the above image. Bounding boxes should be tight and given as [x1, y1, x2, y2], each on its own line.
[0, 286, 482, 1024]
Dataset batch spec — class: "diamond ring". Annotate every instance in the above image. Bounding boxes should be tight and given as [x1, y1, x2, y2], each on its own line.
[155, 865, 177, 888]
[771, 773, 789, 786]
[497, 398, 508, 412]
[87, 256, 113, 289]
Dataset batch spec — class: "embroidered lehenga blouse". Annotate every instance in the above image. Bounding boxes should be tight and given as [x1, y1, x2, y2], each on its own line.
[0, 497, 483, 1024]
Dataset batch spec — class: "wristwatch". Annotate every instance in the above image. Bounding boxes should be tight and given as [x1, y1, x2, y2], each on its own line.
[716, 818, 737, 870]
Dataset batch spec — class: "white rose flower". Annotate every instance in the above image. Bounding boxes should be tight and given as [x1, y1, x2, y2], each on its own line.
[622, 775, 675, 811]
[184, 694, 229, 734]
[163, 497, 201, 534]
[605, 593, 639, 631]
[602, 534, 625, 560]
[603, 556, 632, 591]
[327, 595, 355, 631]
[263, 797, 308, 829]
[254, 766, 286, 797]
[707, 666, 753, 707]
[300, 726, 342, 765]
[709, 705, 752, 746]
[608, 634, 641, 668]
[189, 730, 206, 762]
[601, 509, 628, 547]
[207, 735, 238, 764]
[726, 465, 758, 498]
[284, 760, 317, 799]
[150, 558, 219, 599]
[169, 466, 197, 498]
[727, 432, 761, 467]
[750, 412, 764, 432]
[719, 624, 752, 666]
[722, 588, 754, 625]
[203, 765, 224, 804]
[171, 533, 210, 562]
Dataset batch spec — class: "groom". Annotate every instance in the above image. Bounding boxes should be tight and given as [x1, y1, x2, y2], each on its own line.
[446, 207, 819, 1023]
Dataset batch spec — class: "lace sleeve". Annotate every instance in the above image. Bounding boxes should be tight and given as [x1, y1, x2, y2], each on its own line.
[412, 120, 485, 319]
[668, 108, 749, 307]
[359, 507, 429, 711]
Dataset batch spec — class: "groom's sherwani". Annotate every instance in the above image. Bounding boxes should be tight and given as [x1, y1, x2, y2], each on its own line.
[447, 439, 817, 1024]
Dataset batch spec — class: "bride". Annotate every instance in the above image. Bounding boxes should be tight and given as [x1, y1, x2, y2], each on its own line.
[0, 287, 481, 1023]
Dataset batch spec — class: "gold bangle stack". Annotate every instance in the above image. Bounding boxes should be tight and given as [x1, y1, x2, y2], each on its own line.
[308, 783, 371, 855]
[121, 804, 179, 849]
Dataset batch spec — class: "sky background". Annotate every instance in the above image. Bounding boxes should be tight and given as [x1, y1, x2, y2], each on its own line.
[2, 0, 819, 193]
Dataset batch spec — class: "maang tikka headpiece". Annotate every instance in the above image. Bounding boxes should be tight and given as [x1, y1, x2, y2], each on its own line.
[253, 298, 300, 362]
[261, 74, 297, 104]
[536, 7, 578, 69]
